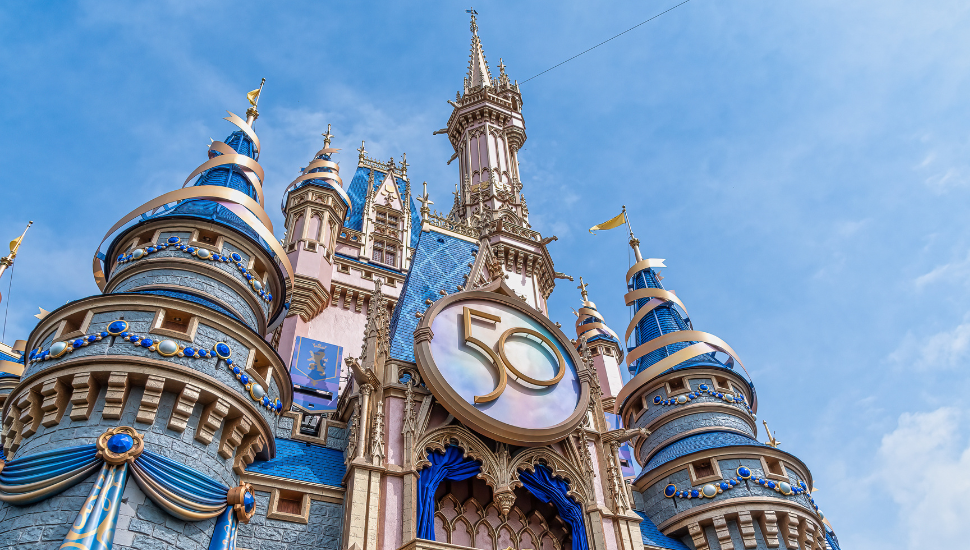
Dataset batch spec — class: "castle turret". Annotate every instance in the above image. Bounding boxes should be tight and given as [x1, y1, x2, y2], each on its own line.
[574, 277, 625, 400]
[1, 90, 291, 549]
[616, 238, 834, 550]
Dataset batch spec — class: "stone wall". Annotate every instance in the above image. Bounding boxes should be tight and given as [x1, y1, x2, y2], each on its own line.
[637, 411, 755, 463]
[235, 491, 345, 550]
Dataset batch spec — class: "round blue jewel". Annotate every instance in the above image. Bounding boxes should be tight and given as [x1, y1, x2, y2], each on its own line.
[720, 482, 729, 490]
[231, 253, 242, 262]
[215, 343, 231, 358]
[262, 396, 270, 405]
[738, 466, 751, 479]
[226, 358, 233, 366]
[88, 335, 97, 342]
[140, 338, 153, 348]
[198, 349, 208, 358]
[186, 247, 195, 254]
[233, 366, 241, 375]
[267, 294, 273, 300]
[147, 246, 156, 253]
[664, 484, 677, 497]
[72, 338, 84, 348]
[690, 489, 699, 498]
[107, 433, 134, 453]
[654, 396, 662, 404]
[766, 481, 776, 489]
[168, 236, 180, 244]
[243, 491, 254, 513]
[699, 384, 708, 391]
[688, 392, 696, 399]
[117, 255, 125, 262]
[107, 320, 128, 335]
[240, 374, 250, 384]
[183, 347, 196, 357]
[41, 350, 50, 358]
[100, 332, 109, 338]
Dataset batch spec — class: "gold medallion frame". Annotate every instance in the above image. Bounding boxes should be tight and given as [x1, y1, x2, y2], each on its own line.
[413, 284, 590, 446]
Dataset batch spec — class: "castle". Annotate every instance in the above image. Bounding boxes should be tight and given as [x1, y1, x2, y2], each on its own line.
[0, 12, 842, 550]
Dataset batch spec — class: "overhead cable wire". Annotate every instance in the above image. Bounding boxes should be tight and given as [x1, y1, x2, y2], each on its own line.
[521, 0, 692, 84]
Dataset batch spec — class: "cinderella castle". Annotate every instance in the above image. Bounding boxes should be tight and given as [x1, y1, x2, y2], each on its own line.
[0, 12, 842, 550]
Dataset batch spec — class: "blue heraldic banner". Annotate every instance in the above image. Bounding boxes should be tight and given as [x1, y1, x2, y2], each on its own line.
[289, 336, 342, 412]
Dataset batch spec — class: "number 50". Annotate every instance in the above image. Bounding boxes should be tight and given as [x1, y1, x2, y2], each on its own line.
[462, 307, 566, 403]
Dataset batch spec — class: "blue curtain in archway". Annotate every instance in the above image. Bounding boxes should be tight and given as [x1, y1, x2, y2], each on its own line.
[416, 446, 482, 540]
[519, 465, 589, 550]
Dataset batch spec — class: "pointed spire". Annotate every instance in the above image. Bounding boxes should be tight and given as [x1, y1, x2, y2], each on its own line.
[322, 124, 334, 149]
[466, 7, 492, 89]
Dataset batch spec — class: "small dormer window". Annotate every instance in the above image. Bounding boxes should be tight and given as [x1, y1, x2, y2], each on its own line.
[373, 240, 397, 268]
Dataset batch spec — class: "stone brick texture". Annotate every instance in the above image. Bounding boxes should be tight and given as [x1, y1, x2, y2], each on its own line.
[637, 411, 755, 463]
[633, 376, 753, 428]
[23, 308, 280, 425]
[235, 491, 345, 550]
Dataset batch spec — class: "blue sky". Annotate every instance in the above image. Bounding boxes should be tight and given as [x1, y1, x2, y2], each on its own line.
[2, 1, 969, 547]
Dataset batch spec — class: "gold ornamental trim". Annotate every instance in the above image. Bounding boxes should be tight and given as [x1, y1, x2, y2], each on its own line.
[413, 284, 590, 446]
[95, 426, 145, 465]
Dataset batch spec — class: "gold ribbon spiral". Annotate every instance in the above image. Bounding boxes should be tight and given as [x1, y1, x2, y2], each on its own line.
[93, 111, 293, 292]
[614, 260, 751, 413]
[279, 146, 350, 213]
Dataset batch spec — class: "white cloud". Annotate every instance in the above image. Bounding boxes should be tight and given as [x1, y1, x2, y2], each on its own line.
[915, 251, 970, 290]
[888, 319, 970, 372]
[876, 407, 970, 549]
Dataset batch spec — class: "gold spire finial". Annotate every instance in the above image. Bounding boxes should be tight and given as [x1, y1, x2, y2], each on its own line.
[0, 221, 32, 305]
[418, 182, 434, 218]
[578, 276, 589, 301]
[400, 153, 409, 176]
[357, 140, 367, 162]
[322, 124, 334, 148]
[467, 7, 478, 35]
[763, 420, 781, 448]
[246, 78, 266, 124]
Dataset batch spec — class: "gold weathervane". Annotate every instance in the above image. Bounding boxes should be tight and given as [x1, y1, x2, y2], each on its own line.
[0, 221, 32, 304]
[763, 420, 781, 448]
[246, 78, 266, 123]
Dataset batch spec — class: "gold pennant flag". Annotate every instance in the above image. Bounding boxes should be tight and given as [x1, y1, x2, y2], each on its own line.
[9, 237, 22, 253]
[247, 88, 261, 106]
[589, 211, 626, 234]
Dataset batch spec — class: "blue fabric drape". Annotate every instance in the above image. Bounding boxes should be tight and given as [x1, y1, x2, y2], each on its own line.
[518, 465, 589, 550]
[416, 446, 482, 540]
[0, 444, 100, 505]
[208, 507, 239, 550]
[129, 449, 230, 522]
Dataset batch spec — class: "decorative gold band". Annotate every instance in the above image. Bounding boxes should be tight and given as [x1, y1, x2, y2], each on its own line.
[223, 111, 260, 159]
[625, 258, 666, 282]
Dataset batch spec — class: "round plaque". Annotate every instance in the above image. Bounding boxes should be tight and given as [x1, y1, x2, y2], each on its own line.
[414, 290, 590, 445]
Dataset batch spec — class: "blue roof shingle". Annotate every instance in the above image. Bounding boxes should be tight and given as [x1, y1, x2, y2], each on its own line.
[635, 511, 690, 550]
[387, 229, 479, 362]
[245, 438, 346, 486]
[643, 431, 763, 473]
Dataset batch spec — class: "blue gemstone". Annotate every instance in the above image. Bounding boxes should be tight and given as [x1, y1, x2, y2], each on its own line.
[688, 392, 696, 399]
[240, 374, 250, 384]
[73, 339, 84, 347]
[128, 334, 139, 342]
[231, 253, 242, 262]
[168, 236, 180, 244]
[738, 466, 751, 478]
[198, 349, 208, 358]
[262, 396, 270, 405]
[226, 358, 233, 366]
[107, 433, 134, 453]
[243, 491, 254, 513]
[267, 294, 273, 300]
[767, 481, 776, 489]
[184, 347, 196, 357]
[664, 485, 677, 497]
[720, 482, 729, 490]
[100, 332, 108, 337]
[216, 343, 231, 357]
[690, 490, 699, 498]
[88, 335, 97, 342]
[41, 350, 50, 358]
[147, 247, 155, 253]
[654, 396, 662, 404]
[233, 366, 241, 375]
[699, 384, 708, 391]
[117, 255, 125, 262]
[29, 349, 37, 360]
[140, 338, 153, 348]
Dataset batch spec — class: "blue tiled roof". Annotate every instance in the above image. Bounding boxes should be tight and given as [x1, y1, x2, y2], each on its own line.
[635, 511, 690, 550]
[245, 438, 346, 487]
[643, 431, 763, 473]
[342, 166, 421, 248]
[825, 528, 841, 550]
[388, 229, 479, 362]
[134, 290, 240, 321]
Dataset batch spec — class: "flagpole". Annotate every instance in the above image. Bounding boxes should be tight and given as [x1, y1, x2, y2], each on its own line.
[622, 206, 643, 262]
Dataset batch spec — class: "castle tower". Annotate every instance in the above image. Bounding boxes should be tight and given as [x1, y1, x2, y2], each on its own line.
[0, 93, 295, 549]
[574, 277, 625, 401]
[615, 239, 839, 549]
[439, 10, 565, 314]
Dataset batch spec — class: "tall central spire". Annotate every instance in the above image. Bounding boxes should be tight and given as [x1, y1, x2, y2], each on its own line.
[465, 8, 492, 91]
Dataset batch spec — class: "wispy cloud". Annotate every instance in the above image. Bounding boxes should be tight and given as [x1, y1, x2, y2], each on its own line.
[888, 318, 970, 372]
[876, 407, 970, 549]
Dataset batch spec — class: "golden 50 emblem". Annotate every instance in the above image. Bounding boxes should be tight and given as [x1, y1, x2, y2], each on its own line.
[461, 307, 566, 403]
